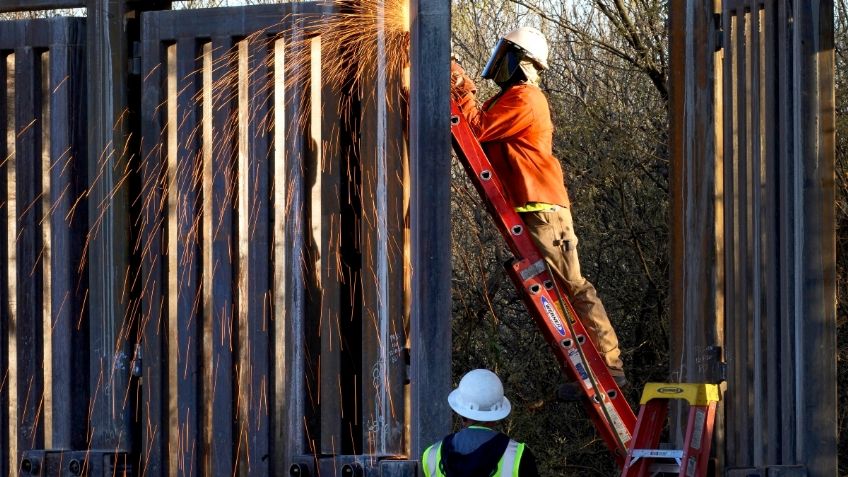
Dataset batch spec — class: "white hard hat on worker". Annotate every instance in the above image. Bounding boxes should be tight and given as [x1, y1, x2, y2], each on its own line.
[482, 26, 549, 86]
[447, 369, 512, 422]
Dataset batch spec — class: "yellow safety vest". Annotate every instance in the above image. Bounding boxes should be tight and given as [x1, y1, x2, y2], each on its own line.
[514, 202, 560, 213]
[421, 437, 525, 477]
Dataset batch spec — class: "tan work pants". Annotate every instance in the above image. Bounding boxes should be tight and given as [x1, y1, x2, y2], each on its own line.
[520, 208, 624, 375]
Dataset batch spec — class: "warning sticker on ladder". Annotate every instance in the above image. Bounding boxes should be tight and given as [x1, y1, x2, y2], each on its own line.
[686, 456, 697, 477]
[604, 401, 632, 444]
[691, 409, 706, 450]
[567, 349, 591, 388]
[567, 347, 632, 444]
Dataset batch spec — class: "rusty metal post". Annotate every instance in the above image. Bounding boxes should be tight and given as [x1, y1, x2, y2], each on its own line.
[408, 0, 452, 460]
[668, 0, 724, 455]
[84, 0, 170, 453]
[85, 0, 133, 451]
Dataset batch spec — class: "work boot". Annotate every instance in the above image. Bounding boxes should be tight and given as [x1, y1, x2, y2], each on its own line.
[556, 374, 628, 402]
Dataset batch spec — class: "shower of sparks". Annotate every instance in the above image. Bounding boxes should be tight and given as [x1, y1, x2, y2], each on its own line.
[2, 0, 413, 474]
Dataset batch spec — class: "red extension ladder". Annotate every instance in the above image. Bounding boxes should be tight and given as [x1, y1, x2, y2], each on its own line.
[449, 100, 636, 464]
[449, 100, 720, 476]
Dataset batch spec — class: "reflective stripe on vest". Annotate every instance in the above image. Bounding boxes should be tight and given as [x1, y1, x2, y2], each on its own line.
[498, 440, 523, 476]
[422, 438, 525, 477]
[423, 442, 442, 477]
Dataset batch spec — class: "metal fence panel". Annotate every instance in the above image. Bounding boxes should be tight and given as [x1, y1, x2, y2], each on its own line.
[139, 4, 410, 476]
[0, 2, 429, 474]
[671, 0, 835, 474]
[0, 17, 88, 477]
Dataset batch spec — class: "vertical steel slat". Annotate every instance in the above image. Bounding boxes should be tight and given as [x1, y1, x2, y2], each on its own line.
[360, 62, 383, 456]
[270, 31, 288, 471]
[85, 1, 133, 450]
[245, 34, 272, 476]
[775, 0, 797, 464]
[0, 48, 11, 477]
[794, 3, 837, 474]
[279, 25, 302, 463]
[748, 3, 765, 466]
[14, 45, 46, 461]
[166, 41, 181, 477]
[711, 0, 727, 461]
[298, 32, 323, 455]
[46, 26, 67, 452]
[383, 65, 409, 458]
[336, 39, 364, 458]
[205, 36, 236, 477]
[408, 0, 453, 456]
[270, 31, 289, 476]
[761, 1, 781, 466]
[174, 37, 202, 477]
[317, 32, 345, 457]
[40, 47, 54, 452]
[296, 33, 322, 464]
[721, 6, 737, 465]
[47, 20, 90, 450]
[809, 2, 837, 473]
[68, 20, 88, 451]
[311, 33, 335, 456]
[235, 38, 250, 472]
[140, 25, 168, 475]
[736, 7, 753, 464]
[280, 19, 311, 465]
[789, 1, 807, 459]
[361, 43, 407, 457]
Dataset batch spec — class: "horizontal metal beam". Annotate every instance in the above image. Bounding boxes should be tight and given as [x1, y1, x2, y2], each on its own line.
[0, 0, 170, 13]
[0, 0, 85, 13]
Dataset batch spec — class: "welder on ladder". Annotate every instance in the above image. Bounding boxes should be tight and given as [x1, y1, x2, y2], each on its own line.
[450, 27, 627, 398]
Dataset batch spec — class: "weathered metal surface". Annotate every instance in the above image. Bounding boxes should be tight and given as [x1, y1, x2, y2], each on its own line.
[0, 0, 84, 13]
[670, 0, 835, 474]
[2, 1, 446, 475]
[140, 9, 303, 474]
[139, 3, 416, 475]
[668, 0, 724, 463]
[85, 0, 167, 453]
[0, 17, 88, 476]
[359, 55, 409, 458]
[408, 0, 452, 460]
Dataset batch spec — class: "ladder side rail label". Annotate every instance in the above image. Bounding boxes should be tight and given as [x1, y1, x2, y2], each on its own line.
[679, 402, 718, 477]
[505, 260, 633, 461]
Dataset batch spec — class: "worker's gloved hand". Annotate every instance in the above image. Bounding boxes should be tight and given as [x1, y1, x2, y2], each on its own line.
[450, 59, 476, 102]
[450, 59, 466, 89]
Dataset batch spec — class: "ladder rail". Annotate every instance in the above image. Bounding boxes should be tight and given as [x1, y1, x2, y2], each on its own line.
[449, 100, 637, 464]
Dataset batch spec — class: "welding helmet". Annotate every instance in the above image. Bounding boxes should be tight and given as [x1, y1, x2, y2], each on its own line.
[482, 27, 549, 85]
[447, 369, 512, 422]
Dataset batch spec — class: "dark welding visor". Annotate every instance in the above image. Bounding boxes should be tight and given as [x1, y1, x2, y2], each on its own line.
[482, 38, 518, 80]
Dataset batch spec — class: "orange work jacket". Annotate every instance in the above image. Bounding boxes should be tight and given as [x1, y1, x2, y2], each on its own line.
[453, 81, 570, 209]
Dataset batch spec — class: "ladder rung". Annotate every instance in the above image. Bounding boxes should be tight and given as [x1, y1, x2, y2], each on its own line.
[648, 462, 682, 475]
[631, 449, 684, 460]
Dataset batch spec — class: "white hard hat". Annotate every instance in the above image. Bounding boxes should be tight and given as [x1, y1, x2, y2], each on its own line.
[447, 369, 512, 422]
[503, 26, 549, 70]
